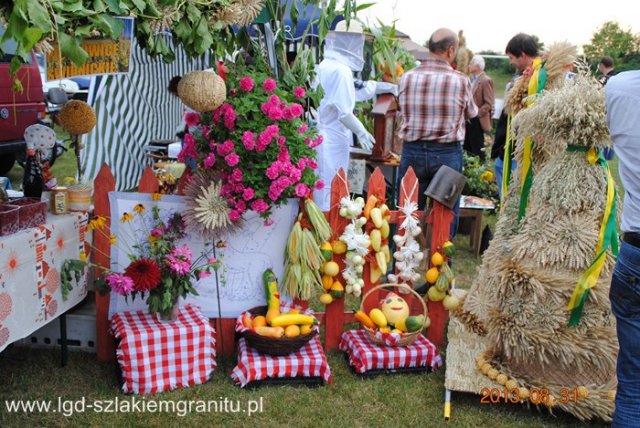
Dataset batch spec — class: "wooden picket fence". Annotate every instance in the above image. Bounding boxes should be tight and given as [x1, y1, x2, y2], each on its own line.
[92, 163, 453, 362]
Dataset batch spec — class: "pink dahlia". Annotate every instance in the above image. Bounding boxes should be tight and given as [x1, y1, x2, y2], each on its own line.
[263, 78, 277, 93]
[239, 76, 255, 92]
[251, 199, 269, 213]
[204, 153, 216, 168]
[225, 153, 240, 167]
[293, 86, 306, 98]
[105, 273, 135, 296]
[295, 183, 310, 197]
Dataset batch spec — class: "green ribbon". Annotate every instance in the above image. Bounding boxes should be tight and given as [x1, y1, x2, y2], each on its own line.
[566, 146, 619, 326]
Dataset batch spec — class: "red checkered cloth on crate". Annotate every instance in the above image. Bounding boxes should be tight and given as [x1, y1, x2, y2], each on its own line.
[230, 337, 332, 387]
[339, 329, 442, 374]
[111, 304, 216, 395]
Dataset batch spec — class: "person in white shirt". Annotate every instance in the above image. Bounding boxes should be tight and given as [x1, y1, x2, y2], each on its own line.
[605, 70, 640, 428]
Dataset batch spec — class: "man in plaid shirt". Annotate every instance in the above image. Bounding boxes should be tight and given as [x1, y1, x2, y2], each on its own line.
[397, 28, 477, 233]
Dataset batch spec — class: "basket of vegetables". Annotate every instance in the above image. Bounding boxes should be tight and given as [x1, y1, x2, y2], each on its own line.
[235, 269, 317, 356]
[356, 283, 429, 347]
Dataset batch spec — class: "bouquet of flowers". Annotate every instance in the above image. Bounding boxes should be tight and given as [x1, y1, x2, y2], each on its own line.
[87, 199, 223, 320]
[178, 61, 323, 235]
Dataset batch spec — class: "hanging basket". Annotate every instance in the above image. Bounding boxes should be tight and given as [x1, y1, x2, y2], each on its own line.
[360, 283, 428, 347]
[242, 306, 318, 356]
[177, 71, 227, 113]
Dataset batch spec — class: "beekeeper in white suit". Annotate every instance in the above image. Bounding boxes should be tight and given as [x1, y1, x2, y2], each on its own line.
[314, 20, 397, 210]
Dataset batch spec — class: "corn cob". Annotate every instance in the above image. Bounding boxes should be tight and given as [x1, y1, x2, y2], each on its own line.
[304, 199, 331, 242]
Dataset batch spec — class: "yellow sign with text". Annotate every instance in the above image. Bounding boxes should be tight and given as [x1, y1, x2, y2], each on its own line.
[46, 38, 131, 80]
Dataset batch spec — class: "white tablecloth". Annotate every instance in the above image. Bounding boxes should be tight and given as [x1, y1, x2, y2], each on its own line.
[0, 212, 89, 352]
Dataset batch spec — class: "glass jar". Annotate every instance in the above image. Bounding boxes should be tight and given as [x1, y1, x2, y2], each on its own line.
[51, 187, 69, 215]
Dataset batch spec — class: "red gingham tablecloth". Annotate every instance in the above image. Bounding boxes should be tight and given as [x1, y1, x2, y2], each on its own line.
[230, 336, 332, 387]
[111, 304, 216, 394]
[339, 329, 442, 374]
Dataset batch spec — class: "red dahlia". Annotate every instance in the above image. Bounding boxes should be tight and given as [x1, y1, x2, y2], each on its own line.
[124, 258, 161, 292]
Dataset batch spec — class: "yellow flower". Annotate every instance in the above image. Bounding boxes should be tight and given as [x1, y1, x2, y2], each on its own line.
[151, 193, 162, 201]
[79, 251, 87, 261]
[133, 203, 145, 214]
[120, 212, 133, 223]
[88, 215, 107, 231]
[480, 171, 495, 182]
[109, 234, 117, 245]
[148, 235, 158, 243]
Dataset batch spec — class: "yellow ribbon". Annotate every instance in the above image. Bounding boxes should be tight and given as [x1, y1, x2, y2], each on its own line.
[566, 148, 617, 324]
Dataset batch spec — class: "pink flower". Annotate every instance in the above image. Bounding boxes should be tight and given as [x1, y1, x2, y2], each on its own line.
[295, 183, 310, 197]
[268, 107, 284, 121]
[289, 103, 303, 118]
[239, 76, 254, 92]
[209, 139, 216, 150]
[177, 134, 197, 162]
[198, 271, 212, 279]
[217, 140, 234, 156]
[184, 113, 200, 128]
[308, 135, 323, 148]
[263, 78, 277, 93]
[293, 86, 306, 98]
[204, 153, 216, 168]
[251, 199, 269, 213]
[298, 123, 308, 134]
[230, 168, 243, 182]
[184, 112, 201, 127]
[307, 159, 318, 169]
[229, 210, 241, 222]
[150, 227, 164, 237]
[172, 244, 192, 261]
[242, 131, 255, 150]
[166, 255, 190, 275]
[268, 94, 280, 105]
[242, 187, 255, 200]
[263, 218, 274, 227]
[315, 180, 325, 190]
[225, 153, 240, 167]
[105, 273, 135, 296]
[202, 125, 210, 139]
[235, 199, 246, 213]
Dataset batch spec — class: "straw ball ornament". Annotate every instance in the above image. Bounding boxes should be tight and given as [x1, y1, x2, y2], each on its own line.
[58, 100, 97, 135]
[177, 71, 226, 113]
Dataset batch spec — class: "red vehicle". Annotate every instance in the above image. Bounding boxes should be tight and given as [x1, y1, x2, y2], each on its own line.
[0, 31, 47, 175]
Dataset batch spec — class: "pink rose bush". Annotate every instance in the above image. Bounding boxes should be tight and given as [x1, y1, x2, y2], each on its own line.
[178, 63, 322, 222]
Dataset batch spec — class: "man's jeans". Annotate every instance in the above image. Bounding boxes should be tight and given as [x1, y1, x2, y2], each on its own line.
[494, 157, 517, 201]
[397, 141, 462, 237]
[610, 240, 640, 427]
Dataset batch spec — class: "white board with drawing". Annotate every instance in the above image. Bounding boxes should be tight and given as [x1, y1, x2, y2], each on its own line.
[107, 192, 297, 319]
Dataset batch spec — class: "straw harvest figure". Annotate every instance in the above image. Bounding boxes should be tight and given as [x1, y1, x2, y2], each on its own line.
[457, 71, 619, 421]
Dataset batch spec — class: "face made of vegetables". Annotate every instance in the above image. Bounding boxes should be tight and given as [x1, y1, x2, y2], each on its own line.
[380, 292, 410, 324]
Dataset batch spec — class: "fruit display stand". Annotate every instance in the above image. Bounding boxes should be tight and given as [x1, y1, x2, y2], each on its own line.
[111, 304, 216, 395]
[231, 303, 331, 388]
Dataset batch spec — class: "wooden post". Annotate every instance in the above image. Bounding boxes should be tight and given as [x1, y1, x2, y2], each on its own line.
[424, 203, 454, 348]
[323, 168, 350, 351]
[94, 163, 116, 363]
[138, 166, 159, 193]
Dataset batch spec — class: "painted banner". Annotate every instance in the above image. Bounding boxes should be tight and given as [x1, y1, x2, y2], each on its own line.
[107, 193, 298, 319]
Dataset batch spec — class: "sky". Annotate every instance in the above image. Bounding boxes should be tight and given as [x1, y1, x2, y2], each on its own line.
[356, 0, 639, 54]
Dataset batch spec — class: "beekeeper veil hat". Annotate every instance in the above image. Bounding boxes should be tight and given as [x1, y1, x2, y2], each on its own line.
[323, 20, 366, 72]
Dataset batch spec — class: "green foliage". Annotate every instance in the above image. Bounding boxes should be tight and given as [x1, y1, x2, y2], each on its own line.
[583, 21, 638, 62]
[462, 153, 499, 206]
[367, 19, 416, 83]
[60, 259, 87, 300]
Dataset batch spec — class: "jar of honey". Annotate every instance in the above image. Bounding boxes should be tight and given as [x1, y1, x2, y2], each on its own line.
[51, 187, 69, 214]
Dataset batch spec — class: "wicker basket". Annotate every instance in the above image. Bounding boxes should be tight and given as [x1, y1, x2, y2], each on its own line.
[361, 283, 428, 347]
[177, 71, 226, 113]
[243, 306, 318, 356]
